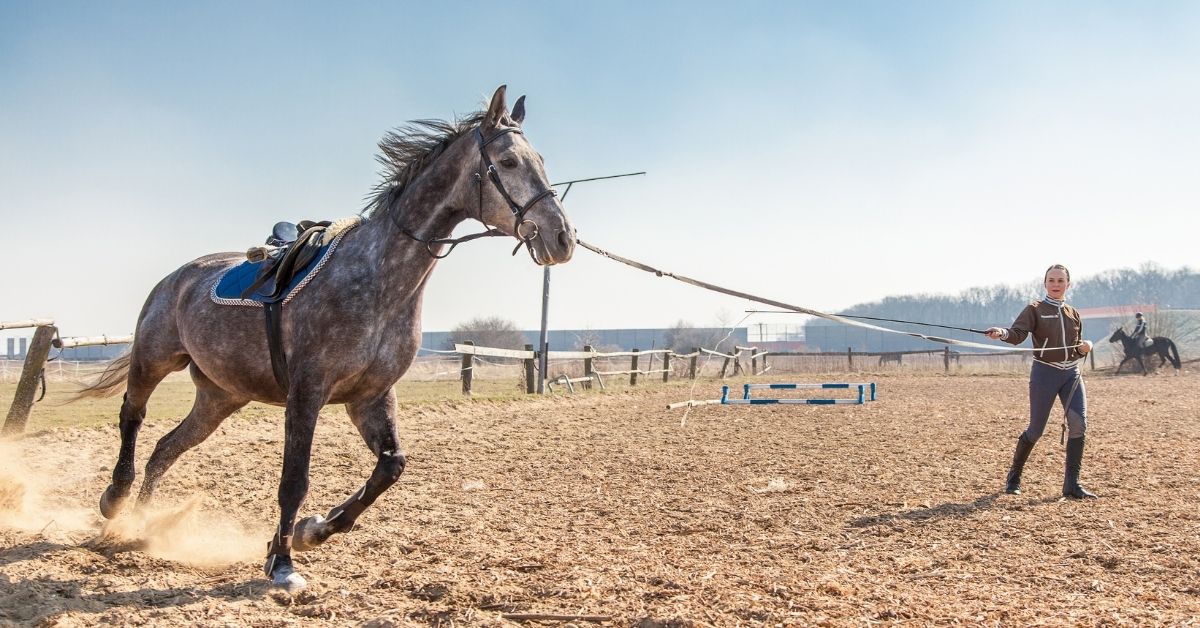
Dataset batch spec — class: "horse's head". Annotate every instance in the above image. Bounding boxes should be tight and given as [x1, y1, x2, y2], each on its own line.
[470, 85, 575, 266]
[1109, 327, 1126, 343]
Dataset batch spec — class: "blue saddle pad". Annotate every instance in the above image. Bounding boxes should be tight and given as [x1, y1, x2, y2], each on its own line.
[212, 237, 338, 305]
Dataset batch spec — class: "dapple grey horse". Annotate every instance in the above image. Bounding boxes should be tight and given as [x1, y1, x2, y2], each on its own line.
[74, 86, 575, 589]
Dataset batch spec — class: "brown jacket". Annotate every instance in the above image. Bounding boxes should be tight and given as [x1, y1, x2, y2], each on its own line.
[1002, 299, 1085, 364]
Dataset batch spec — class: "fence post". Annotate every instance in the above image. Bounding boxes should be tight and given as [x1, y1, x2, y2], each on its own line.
[630, 349, 640, 386]
[663, 351, 672, 383]
[1090, 350, 1095, 371]
[944, 347, 950, 372]
[3, 324, 57, 436]
[460, 340, 474, 396]
[583, 344, 594, 390]
[689, 348, 699, 380]
[751, 348, 758, 376]
[524, 344, 536, 394]
[847, 347, 854, 371]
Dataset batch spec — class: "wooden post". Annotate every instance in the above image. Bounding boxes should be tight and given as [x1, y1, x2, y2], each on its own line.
[847, 347, 854, 371]
[751, 349, 758, 376]
[944, 346, 950, 372]
[630, 349, 640, 386]
[524, 344, 536, 394]
[720, 356, 730, 378]
[1090, 350, 1095, 371]
[460, 341, 474, 396]
[763, 351, 769, 373]
[662, 352, 672, 383]
[689, 348, 699, 380]
[3, 324, 57, 436]
[583, 345, 594, 390]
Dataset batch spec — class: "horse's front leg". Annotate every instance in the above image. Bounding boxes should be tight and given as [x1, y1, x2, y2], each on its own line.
[294, 388, 405, 551]
[1137, 355, 1149, 376]
[264, 386, 327, 592]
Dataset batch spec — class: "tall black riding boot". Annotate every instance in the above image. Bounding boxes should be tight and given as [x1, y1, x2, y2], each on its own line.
[1063, 436, 1098, 499]
[1005, 433, 1035, 495]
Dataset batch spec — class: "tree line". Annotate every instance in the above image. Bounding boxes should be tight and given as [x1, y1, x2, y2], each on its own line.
[836, 264, 1200, 327]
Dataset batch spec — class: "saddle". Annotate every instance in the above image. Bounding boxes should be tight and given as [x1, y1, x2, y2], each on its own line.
[239, 221, 332, 303]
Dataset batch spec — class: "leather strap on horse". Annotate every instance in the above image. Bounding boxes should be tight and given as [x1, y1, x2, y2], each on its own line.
[266, 302, 289, 392]
[391, 126, 556, 262]
[243, 220, 333, 393]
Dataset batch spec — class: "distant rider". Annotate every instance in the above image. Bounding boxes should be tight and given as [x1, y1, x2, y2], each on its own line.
[1131, 312, 1149, 348]
[986, 264, 1097, 499]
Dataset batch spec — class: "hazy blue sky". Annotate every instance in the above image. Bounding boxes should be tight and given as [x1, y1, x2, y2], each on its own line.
[2, 1, 1198, 341]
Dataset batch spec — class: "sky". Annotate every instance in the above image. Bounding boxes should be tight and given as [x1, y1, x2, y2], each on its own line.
[2, 1, 1198, 342]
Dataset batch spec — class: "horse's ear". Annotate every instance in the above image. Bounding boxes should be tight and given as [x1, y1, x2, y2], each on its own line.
[484, 85, 508, 129]
[511, 95, 526, 125]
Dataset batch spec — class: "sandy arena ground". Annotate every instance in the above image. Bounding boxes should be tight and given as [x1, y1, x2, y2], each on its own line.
[2, 371, 1198, 626]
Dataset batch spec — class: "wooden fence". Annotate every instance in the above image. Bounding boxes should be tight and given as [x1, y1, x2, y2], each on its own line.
[1, 318, 132, 436]
[453, 342, 768, 396]
[452, 343, 1102, 396]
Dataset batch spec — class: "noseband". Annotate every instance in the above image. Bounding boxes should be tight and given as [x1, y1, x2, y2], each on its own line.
[393, 126, 558, 262]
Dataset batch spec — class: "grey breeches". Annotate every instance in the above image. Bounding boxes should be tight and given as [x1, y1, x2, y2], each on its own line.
[1024, 360, 1086, 442]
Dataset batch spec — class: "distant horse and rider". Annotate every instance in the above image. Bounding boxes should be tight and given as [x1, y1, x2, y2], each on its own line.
[71, 86, 575, 591]
[1109, 327, 1181, 375]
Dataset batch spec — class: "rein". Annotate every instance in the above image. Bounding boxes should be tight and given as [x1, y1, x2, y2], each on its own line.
[579, 239, 1087, 353]
[391, 126, 557, 262]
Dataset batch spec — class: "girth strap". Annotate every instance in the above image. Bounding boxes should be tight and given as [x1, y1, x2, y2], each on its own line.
[246, 220, 333, 393]
[265, 302, 289, 393]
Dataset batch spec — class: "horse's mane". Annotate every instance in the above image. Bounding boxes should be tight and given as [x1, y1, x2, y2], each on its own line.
[364, 111, 486, 219]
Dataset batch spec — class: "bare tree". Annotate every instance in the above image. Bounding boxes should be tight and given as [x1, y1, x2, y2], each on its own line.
[447, 316, 527, 350]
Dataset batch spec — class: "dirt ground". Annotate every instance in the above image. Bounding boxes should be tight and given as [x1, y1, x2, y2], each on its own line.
[2, 370, 1198, 626]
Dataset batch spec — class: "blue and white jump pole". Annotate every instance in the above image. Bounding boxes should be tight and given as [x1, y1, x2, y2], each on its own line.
[719, 382, 877, 405]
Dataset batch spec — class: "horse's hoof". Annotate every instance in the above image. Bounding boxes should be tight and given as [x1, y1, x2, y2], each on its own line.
[263, 554, 307, 592]
[293, 515, 326, 552]
[99, 485, 127, 520]
[268, 563, 307, 592]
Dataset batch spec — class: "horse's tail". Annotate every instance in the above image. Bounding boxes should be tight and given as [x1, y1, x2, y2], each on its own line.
[67, 349, 133, 402]
[1167, 340, 1182, 370]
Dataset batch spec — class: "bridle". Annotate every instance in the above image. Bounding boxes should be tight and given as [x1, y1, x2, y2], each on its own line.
[392, 125, 558, 262]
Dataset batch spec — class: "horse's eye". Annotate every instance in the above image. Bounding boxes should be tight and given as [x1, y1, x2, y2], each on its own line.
[500, 157, 518, 169]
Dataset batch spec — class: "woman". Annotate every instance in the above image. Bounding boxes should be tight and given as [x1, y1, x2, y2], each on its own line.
[985, 264, 1097, 499]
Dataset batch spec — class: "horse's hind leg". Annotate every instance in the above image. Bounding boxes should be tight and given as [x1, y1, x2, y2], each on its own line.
[293, 388, 406, 552]
[101, 351, 189, 519]
[135, 365, 248, 508]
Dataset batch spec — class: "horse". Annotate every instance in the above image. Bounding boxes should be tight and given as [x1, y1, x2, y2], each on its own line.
[1109, 327, 1181, 375]
[71, 86, 575, 590]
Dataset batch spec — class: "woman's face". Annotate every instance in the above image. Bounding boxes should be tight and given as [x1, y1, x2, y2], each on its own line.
[1044, 268, 1070, 299]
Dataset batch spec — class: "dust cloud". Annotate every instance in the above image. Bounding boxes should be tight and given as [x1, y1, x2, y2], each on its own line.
[1, 439, 265, 569]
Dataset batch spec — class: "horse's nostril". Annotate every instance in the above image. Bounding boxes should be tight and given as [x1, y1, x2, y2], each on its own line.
[557, 230, 571, 249]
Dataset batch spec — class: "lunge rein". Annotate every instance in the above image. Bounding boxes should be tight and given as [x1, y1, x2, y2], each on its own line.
[578, 239, 1088, 354]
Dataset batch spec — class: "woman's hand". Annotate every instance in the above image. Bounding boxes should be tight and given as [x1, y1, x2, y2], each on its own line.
[1078, 340, 1093, 355]
[985, 327, 1005, 340]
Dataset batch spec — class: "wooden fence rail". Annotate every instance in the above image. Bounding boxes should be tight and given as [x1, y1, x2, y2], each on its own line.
[451, 342, 762, 395]
[439, 338, 1099, 398]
